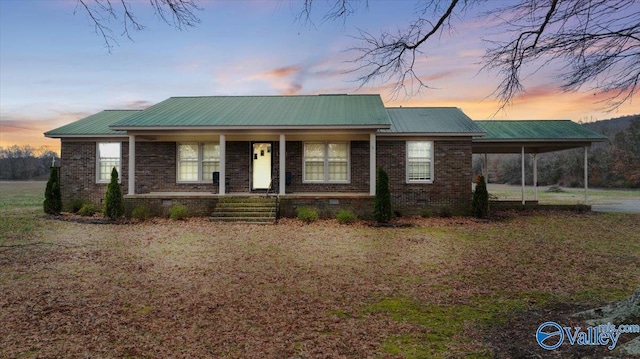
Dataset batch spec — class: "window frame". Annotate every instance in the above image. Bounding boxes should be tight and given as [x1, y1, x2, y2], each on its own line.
[303, 141, 350, 184]
[406, 140, 434, 184]
[96, 142, 121, 184]
[176, 142, 220, 183]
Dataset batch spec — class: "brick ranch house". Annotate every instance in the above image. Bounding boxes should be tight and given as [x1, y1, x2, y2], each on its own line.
[45, 94, 604, 219]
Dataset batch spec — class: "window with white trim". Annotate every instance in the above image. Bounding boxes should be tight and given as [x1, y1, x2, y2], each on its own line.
[303, 142, 350, 182]
[407, 141, 434, 182]
[177, 142, 220, 182]
[97, 142, 121, 183]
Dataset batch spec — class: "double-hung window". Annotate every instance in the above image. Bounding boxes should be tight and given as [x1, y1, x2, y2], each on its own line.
[303, 142, 349, 182]
[97, 142, 121, 183]
[177, 142, 220, 182]
[407, 141, 434, 182]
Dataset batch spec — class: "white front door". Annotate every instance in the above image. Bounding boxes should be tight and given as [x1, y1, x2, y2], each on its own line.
[252, 143, 272, 190]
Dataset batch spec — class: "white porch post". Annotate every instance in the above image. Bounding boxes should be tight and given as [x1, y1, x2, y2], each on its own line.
[370, 133, 376, 196]
[128, 134, 135, 195]
[279, 134, 286, 195]
[219, 134, 226, 195]
[584, 146, 588, 204]
[533, 153, 538, 201]
[521, 146, 525, 205]
[483, 153, 488, 180]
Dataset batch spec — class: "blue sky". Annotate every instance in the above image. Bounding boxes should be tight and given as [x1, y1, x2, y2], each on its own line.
[1, 0, 637, 151]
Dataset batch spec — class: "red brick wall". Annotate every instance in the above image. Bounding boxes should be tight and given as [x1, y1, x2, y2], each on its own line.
[59, 141, 128, 206]
[285, 141, 370, 193]
[376, 139, 473, 215]
[60, 138, 473, 216]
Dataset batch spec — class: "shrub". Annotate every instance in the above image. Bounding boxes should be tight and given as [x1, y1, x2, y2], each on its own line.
[67, 198, 86, 213]
[420, 208, 434, 218]
[297, 207, 319, 223]
[103, 168, 125, 220]
[43, 167, 62, 215]
[336, 209, 357, 224]
[374, 167, 392, 223]
[472, 175, 489, 218]
[131, 204, 151, 221]
[439, 206, 453, 218]
[78, 203, 98, 217]
[169, 204, 188, 220]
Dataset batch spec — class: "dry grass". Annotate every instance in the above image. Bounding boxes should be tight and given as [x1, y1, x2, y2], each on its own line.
[1, 181, 639, 358]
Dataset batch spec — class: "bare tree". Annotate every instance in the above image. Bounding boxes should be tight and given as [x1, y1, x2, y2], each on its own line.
[75, 0, 201, 51]
[303, 0, 640, 111]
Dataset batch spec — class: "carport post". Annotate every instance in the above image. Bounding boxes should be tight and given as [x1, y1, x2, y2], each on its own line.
[533, 153, 538, 201]
[521, 146, 525, 205]
[584, 146, 588, 204]
[483, 153, 488, 180]
[219, 134, 226, 195]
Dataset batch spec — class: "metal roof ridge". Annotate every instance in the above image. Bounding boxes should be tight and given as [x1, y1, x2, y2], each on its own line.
[165, 94, 379, 99]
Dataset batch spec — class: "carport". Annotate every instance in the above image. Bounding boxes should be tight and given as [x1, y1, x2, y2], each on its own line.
[473, 120, 608, 204]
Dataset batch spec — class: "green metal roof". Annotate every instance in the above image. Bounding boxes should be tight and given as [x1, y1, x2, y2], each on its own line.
[382, 107, 485, 135]
[45, 110, 140, 137]
[474, 120, 608, 141]
[110, 95, 390, 129]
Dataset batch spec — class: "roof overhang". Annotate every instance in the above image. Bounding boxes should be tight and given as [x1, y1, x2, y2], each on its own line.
[472, 138, 608, 154]
[378, 131, 485, 137]
[109, 125, 389, 131]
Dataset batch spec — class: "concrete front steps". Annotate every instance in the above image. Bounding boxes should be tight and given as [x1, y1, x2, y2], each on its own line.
[211, 196, 278, 224]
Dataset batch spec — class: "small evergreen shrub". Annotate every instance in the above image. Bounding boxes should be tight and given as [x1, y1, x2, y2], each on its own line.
[67, 198, 86, 213]
[296, 207, 319, 223]
[103, 168, 125, 220]
[472, 175, 489, 218]
[78, 204, 98, 217]
[131, 204, 151, 221]
[43, 167, 62, 215]
[336, 209, 357, 224]
[439, 206, 453, 218]
[374, 167, 392, 223]
[420, 208, 434, 218]
[169, 204, 188, 220]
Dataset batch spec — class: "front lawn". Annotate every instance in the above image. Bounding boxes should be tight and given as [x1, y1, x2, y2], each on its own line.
[1, 181, 639, 358]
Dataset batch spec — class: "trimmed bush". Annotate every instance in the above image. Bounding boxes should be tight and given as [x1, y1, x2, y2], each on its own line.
[43, 167, 62, 215]
[67, 198, 86, 213]
[374, 167, 392, 223]
[296, 207, 319, 223]
[169, 204, 188, 220]
[78, 204, 98, 217]
[131, 204, 152, 221]
[420, 208, 434, 218]
[472, 175, 489, 218]
[336, 209, 357, 224]
[439, 206, 453, 218]
[103, 168, 125, 220]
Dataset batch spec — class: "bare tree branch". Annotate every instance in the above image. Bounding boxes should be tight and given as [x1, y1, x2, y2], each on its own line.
[75, 0, 201, 51]
[482, 0, 640, 111]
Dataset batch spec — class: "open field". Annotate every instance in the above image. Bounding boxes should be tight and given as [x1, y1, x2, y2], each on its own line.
[487, 183, 640, 212]
[1, 181, 640, 358]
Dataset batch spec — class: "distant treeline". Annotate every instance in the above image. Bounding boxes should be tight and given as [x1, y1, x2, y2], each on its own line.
[0, 146, 59, 180]
[475, 115, 640, 188]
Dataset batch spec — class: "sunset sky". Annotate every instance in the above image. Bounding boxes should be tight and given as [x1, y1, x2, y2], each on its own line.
[1, 0, 638, 153]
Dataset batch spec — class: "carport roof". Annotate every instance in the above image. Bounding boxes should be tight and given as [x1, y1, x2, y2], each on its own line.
[472, 120, 608, 153]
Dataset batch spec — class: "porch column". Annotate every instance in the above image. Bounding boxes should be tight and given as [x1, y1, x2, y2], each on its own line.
[521, 146, 525, 205]
[370, 133, 376, 196]
[533, 153, 538, 201]
[279, 134, 286, 195]
[584, 146, 588, 204]
[483, 153, 488, 180]
[128, 134, 135, 195]
[219, 134, 226, 195]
